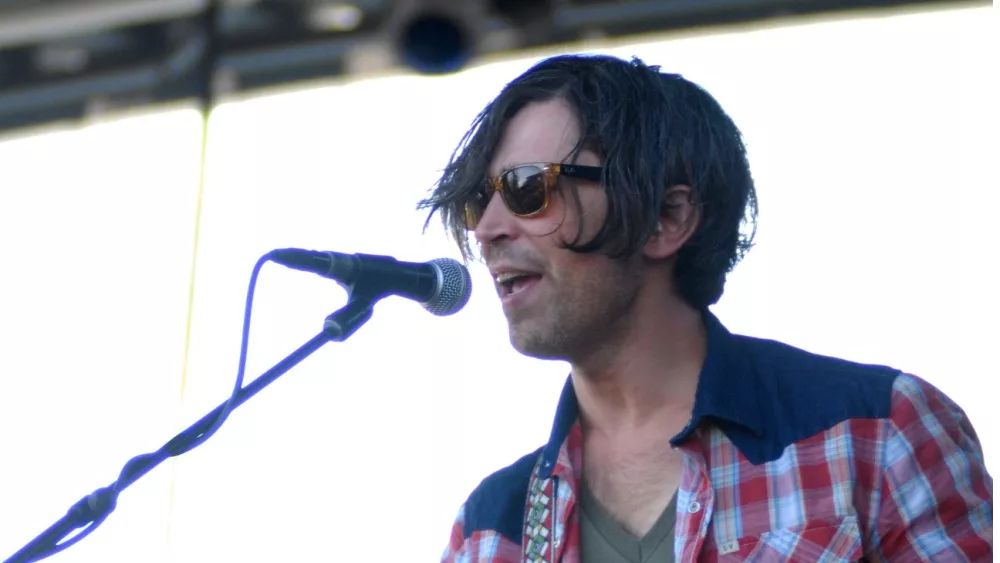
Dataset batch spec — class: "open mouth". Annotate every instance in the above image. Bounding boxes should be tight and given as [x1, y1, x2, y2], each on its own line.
[496, 272, 542, 298]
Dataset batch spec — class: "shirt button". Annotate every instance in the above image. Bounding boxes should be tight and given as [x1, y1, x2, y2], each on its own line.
[687, 501, 702, 514]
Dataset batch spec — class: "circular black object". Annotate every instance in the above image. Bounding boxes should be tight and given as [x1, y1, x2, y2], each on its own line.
[397, 12, 472, 75]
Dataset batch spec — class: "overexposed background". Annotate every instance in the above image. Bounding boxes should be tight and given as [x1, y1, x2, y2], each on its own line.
[0, 5, 995, 562]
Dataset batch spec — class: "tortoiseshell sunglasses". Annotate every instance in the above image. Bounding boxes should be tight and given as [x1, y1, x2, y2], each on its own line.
[463, 162, 603, 230]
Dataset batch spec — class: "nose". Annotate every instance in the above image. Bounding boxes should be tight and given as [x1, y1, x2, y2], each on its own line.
[474, 191, 520, 247]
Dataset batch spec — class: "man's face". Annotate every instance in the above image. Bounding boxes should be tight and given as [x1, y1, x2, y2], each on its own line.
[475, 99, 642, 361]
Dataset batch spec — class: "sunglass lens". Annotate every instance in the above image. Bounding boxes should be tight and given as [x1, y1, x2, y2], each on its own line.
[501, 167, 547, 216]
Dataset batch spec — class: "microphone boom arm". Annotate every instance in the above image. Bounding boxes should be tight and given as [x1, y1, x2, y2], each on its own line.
[4, 297, 375, 563]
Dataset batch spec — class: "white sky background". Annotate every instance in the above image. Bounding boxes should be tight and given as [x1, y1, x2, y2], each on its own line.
[0, 5, 995, 562]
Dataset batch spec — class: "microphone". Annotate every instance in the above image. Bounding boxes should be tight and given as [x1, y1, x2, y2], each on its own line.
[270, 248, 472, 316]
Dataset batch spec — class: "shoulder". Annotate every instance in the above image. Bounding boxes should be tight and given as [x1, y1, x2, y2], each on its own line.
[881, 372, 990, 486]
[886, 371, 975, 432]
[733, 334, 902, 457]
[737, 333, 901, 401]
[738, 337, 982, 444]
[460, 447, 543, 543]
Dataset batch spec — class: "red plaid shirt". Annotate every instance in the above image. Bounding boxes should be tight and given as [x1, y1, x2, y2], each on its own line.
[442, 313, 993, 562]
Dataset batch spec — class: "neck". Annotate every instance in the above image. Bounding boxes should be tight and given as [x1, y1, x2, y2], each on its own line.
[571, 291, 707, 436]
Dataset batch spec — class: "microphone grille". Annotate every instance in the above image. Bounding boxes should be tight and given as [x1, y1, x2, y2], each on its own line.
[425, 258, 472, 316]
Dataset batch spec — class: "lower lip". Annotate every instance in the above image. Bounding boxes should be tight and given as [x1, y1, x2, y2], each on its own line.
[501, 276, 541, 309]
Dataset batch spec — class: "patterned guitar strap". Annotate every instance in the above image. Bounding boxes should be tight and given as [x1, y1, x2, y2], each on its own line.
[522, 455, 556, 563]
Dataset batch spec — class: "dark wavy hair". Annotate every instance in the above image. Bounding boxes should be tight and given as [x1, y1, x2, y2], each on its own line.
[418, 54, 757, 309]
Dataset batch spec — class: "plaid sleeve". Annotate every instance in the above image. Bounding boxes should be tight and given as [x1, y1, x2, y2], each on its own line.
[872, 373, 993, 561]
[441, 504, 468, 562]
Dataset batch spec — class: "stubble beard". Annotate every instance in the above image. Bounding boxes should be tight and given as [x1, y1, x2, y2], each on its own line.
[508, 259, 642, 363]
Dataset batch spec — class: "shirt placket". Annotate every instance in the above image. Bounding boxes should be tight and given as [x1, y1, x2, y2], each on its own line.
[676, 439, 715, 562]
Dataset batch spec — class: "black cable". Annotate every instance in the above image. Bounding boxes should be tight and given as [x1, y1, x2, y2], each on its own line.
[4, 251, 273, 563]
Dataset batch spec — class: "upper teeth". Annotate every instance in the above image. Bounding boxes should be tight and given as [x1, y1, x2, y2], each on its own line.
[496, 272, 530, 283]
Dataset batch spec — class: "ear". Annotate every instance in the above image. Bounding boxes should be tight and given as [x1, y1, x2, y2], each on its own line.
[642, 184, 699, 260]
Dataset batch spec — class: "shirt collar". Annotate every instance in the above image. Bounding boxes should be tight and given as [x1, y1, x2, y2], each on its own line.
[537, 310, 764, 479]
[672, 310, 765, 444]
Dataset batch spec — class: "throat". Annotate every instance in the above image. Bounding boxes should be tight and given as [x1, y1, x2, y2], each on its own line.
[582, 443, 683, 539]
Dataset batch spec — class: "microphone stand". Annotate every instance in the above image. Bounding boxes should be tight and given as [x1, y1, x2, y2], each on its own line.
[5, 297, 375, 563]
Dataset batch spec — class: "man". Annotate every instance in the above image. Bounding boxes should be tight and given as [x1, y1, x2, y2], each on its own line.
[418, 54, 992, 562]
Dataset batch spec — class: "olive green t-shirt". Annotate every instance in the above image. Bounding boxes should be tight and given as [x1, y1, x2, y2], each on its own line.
[579, 484, 677, 563]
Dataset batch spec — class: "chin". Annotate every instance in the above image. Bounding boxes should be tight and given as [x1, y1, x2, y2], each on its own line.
[508, 328, 569, 361]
